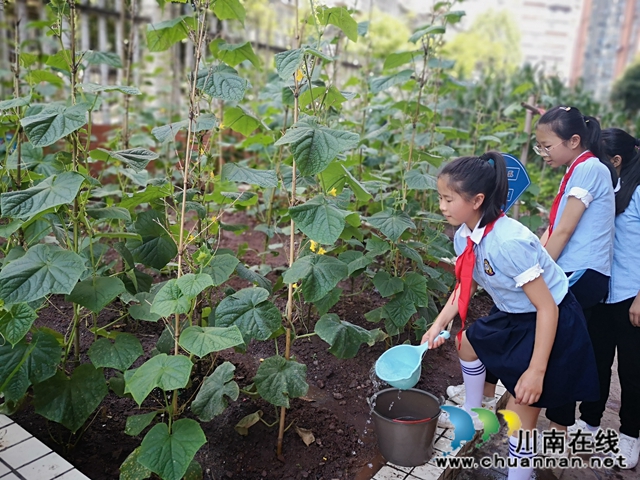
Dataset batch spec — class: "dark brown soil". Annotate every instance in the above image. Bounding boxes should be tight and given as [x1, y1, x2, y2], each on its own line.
[10, 212, 495, 480]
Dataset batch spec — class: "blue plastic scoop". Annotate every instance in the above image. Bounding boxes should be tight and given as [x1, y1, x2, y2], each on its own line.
[375, 331, 451, 390]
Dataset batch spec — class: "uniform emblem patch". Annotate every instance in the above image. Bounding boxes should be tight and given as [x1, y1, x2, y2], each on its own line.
[484, 259, 495, 276]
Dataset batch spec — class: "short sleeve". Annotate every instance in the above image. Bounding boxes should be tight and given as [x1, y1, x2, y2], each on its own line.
[567, 186, 593, 207]
[491, 238, 544, 288]
[567, 160, 610, 201]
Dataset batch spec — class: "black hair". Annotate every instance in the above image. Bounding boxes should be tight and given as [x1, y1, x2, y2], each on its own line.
[601, 127, 640, 215]
[538, 105, 618, 188]
[439, 151, 508, 228]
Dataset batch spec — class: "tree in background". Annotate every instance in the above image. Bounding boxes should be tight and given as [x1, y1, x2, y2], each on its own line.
[611, 62, 640, 114]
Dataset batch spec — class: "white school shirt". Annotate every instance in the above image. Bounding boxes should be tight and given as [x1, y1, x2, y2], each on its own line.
[454, 216, 568, 313]
[554, 156, 615, 276]
[607, 186, 640, 304]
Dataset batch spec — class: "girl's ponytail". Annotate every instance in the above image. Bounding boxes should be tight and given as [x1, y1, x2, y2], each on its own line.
[584, 115, 617, 188]
[479, 151, 508, 226]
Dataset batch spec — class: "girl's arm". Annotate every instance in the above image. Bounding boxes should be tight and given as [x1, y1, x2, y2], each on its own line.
[515, 275, 559, 405]
[420, 281, 478, 348]
[539, 227, 550, 245]
[630, 291, 640, 327]
[544, 197, 586, 261]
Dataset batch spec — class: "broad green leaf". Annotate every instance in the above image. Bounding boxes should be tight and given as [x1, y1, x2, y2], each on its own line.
[129, 292, 162, 322]
[88, 333, 143, 371]
[384, 295, 417, 328]
[151, 280, 190, 317]
[403, 272, 429, 307]
[79, 83, 141, 95]
[1, 171, 84, 220]
[409, 25, 446, 43]
[318, 6, 358, 42]
[369, 69, 413, 94]
[85, 50, 123, 67]
[312, 287, 342, 316]
[235, 263, 273, 293]
[341, 164, 372, 201]
[283, 254, 348, 302]
[0, 220, 24, 239]
[288, 195, 349, 245]
[274, 48, 304, 80]
[0, 95, 31, 111]
[372, 271, 404, 297]
[138, 419, 206, 480]
[0, 340, 31, 398]
[191, 362, 239, 421]
[176, 273, 213, 299]
[179, 326, 244, 357]
[214, 288, 281, 343]
[368, 209, 416, 242]
[89, 148, 159, 172]
[45, 49, 73, 71]
[146, 15, 196, 52]
[384, 51, 419, 70]
[27, 330, 62, 384]
[195, 64, 250, 102]
[86, 207, 131, 222]
[21, 104, 89, 147]
[219, 191, 257, 203]
[314, 313, 374, 358]
[405, 170, 437, 190]
[344, 254, 372, 276]
[119, 447, 152, 480]
[125, 354, 192, 405]
[397, 243, 424, 266]
[125, 412, 158, 436]
[25, 69, 65, 86]
[119, 184, 172, 210]
[129, 210, 178, 270]
[223, 105, 266, 136]
[274, 117, 360, 176]
[66, 276, 126, 313]
[0, 244, 85, 304]
[357, 20, 369, 36]
[210, 40, 260, 67]
[33, 364, 108, 433]
[0, 303, 37, 346]
[221, 163, 277, 187]
[151, 120, 188, 143]
[202, 254, 239, 286]
[212, 0, 246, 25]
[254, 355, 308, 408]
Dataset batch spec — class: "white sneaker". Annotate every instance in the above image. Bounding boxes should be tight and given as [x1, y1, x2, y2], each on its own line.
[446, 384, 497, 411]
[618, 433, 640, 469]
[438, 406, 484, 431]
[567, 419, 598, 440]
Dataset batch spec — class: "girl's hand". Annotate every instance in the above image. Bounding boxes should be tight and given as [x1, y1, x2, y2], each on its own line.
[421, 324, 447, 349]
[630, 294, 640, 327]
[514, 368, 544, 406]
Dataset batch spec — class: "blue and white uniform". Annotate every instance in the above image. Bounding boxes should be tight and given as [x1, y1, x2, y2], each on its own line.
[455, 215, 599, 408]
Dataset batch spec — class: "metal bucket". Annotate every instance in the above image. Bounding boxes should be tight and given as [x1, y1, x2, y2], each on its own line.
[371, 388, 441, 467]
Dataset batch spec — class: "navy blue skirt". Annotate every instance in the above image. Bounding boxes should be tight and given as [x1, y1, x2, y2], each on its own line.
[466, 291, 599, 409]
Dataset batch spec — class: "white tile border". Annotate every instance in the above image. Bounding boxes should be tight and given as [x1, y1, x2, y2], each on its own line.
[1, 436, 52, 470]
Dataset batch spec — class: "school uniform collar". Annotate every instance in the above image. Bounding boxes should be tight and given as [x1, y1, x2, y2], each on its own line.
[459, 217, 486, 245]
[566, 150, 591, 171]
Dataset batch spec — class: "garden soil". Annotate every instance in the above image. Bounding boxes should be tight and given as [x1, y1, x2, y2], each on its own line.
[11, 213, 494, 480]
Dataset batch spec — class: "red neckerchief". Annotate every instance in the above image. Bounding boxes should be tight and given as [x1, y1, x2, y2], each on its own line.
[452, 213, 503, 347]
[547, 151, 593, 238]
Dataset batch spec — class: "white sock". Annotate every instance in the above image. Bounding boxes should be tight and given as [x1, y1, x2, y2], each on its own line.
[508, 435, 535, 480]
[459, 358, 486, 413]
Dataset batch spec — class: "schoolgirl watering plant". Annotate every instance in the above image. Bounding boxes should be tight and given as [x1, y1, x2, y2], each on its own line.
[534, 106, 616, 431]
[422, 152, 598, 480]
[567, 128, 640, 469]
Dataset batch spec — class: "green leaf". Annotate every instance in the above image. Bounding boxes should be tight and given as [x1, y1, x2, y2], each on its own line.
[318, 6, 358, 42]
[384, 295, 417, 328]
[25, 69, 65, 87]
[79, 83, 141, 95]
[313, 287, 342, 316]
[369, 69, 413, 94]
[85, 51, 123, 68]
[339, 251, 373, 276]
[66, 276, 126, 313]
[314, 313, 374, 358]
[212, 0, 246, 25]
[179, 326, 244, 357]
[403, 272, 429, 307]
[405, 169, 437, 190]
[223, 105, 266, 136]
[274, 48, 304, 80]
[283, 255, 348, 302]
[210, 40, 260, 68]
[146, 15, 196, 52]
[138, 419, 206, 480]
[175, 273, 213, 299]
[0, 95, 31, 111]
[151, 280, 190, 317]
[213, 288, 282, 343]
[221, 163, 277, 187]
[368, 209, 416, 242]
[383, 51, 419, 70]
[274, 117, 360, 176]
[88, 333, 143, 371]
[119, 447, 153, 480]
[21, 104, 89, 147]
[409, 25, 446, 43]
[0, 303, 37, 346]
[125, 354, 192, 405]
[254, 356, 308, 408]
[196, 64, 250, 102]
[33, 364, 108, 433]
[191, 362, 239, 421]
[119, 184, 172, 210]
[89, 148, 159, 172]
[372, 271, 404, 298]
[86, 207, 131, 222]
[0, 244, 85, 304]
[129, 210, 177, 269]
[202, 254, 239, 286]
[151, 120, 188, 143]
[125, 412, 158, 436]
[235, 264, 272, 293]
[129, 292, 162, 322]
[1, 171, 84, 220]
[288, 195, 349, 245]
[27, 330, 62, 384]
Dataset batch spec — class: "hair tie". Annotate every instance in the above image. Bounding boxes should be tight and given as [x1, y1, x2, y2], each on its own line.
[487, 158, 495, 166]
[583, 115, 589, 124]
[479, 153, 495, 166]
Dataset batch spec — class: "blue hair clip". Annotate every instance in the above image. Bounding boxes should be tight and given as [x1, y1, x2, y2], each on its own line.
[487, 158, 495, 166]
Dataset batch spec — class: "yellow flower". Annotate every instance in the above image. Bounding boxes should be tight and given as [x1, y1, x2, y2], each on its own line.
[310, 240, 318, 252]
[210, 215, 218, 223]
[317, 247, 326, 255]
[292, 283, 299, 290]
[295, 69, 304, 82]
[328, 187, 337, 196]
[199, 146, 205, 156]
[209, 171, 215, 179]
[218, 123, 225, 130]
[188, 234, 196, 242]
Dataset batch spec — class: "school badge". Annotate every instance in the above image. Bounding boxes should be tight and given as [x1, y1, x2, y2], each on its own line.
[483, 259, 495, 276]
